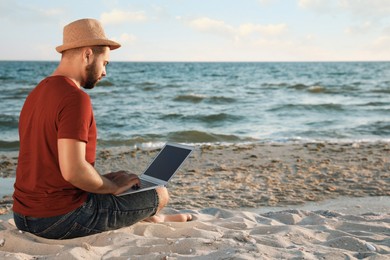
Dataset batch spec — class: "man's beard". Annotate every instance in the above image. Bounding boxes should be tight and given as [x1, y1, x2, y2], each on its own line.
[83, 61, 100, 89]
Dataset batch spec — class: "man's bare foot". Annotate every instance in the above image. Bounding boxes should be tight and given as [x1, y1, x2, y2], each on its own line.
[144, 213, 192, 223]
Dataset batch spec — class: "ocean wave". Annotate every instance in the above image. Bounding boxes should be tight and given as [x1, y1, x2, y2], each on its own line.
[163, 84, 182, 88]
[307, 85, 326, 93]
[265, 83, 326, 93]
[98, 137, 159, 148]
[207, 96, 237, 104]
[138, 82, 156, 86]
[173, 94, 205, 103]
[287, 83, 361, 94]
[289, 84, 331, 94]
[136, 82, 158, 91]
[0, 76, 15, 81]
[328, 71, 348, 76]
[269, 103, 344, 112]
[128, 70, 146, 74]
[357, 102, 390, 107]
[261, 82, 289, 88]
[160, 113, 241, 125]
[97, 80, 115, 87]
[355, 121, 390, 136]
[202, 73, 228, 77]
[372, 88, 390, 94]
[166, 130, 255, 143]
[17, 68, 32, 73]
[196, 113, 241, 123]
[0, 114, 19, 129]
[97, 130, 256, 147]
[16, 87, 34, 95]
[0, 140, 19, 151]
[173, 94, 236, 104]
[289, 83, 308, 90]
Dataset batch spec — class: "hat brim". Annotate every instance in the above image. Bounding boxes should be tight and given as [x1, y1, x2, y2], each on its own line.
[56, 38, 121, 53]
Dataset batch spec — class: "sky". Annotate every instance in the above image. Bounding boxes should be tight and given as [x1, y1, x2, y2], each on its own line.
[1, 0, 390, 62]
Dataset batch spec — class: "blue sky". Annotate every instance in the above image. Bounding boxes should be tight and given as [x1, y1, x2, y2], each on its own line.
[1, 0, 390, 61]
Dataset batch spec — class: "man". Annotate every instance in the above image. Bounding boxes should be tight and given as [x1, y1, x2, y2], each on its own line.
[13, 18, 191, 239]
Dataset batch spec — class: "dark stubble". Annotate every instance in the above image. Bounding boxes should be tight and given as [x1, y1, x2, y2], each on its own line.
[83, 60, 100, 89]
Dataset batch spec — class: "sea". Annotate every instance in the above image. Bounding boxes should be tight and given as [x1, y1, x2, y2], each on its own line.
[0, 61, 390, 151]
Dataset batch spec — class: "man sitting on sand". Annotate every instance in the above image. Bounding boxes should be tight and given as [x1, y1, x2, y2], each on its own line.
[12, 18, 191, 239]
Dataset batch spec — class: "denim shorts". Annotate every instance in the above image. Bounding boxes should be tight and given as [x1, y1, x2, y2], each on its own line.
[13, 189, 159, 239]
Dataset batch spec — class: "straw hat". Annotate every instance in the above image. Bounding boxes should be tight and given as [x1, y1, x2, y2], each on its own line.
[56, 18, 121, 53]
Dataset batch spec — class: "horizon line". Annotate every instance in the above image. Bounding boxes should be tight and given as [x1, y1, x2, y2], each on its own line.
[1, 59, 390, 63]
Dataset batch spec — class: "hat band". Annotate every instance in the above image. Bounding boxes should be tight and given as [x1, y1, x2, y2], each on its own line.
[56, 38, 120, 53]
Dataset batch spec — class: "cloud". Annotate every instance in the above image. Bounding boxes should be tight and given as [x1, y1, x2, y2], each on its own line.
[186, 17, 288, 41]
[370, 35, 390, 53]
[111, 33, 137, 45]
[299, 0, 390, 41]
[238, 23, 287, 36]
[338, 0, 390, 18]
[298, 0, 335, 12]
[100, 9, 147, 25]
[383, 26, 390, 35]
[345, 21, 373, 35]
[38, 7, 63, 17]
[345, 33, 390, 60]
[0, 0, 64, 23]
[188, 17, 235, 37]
[298, 0, 390, 18]
[258, 0, 279, 6]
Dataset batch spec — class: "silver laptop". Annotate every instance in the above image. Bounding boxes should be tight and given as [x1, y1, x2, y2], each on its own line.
[117, 142, 194, 196]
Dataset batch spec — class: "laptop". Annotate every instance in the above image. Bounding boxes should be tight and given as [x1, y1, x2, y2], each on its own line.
[117, 142, 194, 196]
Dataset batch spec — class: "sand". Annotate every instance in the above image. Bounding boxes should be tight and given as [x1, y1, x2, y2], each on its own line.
[0, 141, 389, 259]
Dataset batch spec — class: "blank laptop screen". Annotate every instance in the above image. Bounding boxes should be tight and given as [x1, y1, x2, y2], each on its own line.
[143, 145, 192, 181]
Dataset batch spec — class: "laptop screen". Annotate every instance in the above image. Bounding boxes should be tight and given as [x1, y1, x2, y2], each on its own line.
[143, 144, 193, 181]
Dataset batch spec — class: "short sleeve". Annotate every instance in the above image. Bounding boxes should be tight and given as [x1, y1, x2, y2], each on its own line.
[57, 91, 93, 143]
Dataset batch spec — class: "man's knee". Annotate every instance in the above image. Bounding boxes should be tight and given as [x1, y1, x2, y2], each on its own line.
[156, 187, 169, 209]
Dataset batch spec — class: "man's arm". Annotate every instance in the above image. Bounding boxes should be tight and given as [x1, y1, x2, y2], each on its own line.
[58, 138, 139, 195]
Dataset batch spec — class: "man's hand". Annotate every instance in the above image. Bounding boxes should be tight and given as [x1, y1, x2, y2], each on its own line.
[103, 171, 140, 195]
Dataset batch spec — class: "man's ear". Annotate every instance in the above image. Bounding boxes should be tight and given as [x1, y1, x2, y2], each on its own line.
[83, 48, 93, 64]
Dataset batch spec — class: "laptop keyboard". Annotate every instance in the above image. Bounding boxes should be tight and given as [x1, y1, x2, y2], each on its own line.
[139, 179, 157, 189]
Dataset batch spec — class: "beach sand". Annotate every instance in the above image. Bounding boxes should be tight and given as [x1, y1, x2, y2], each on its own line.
[0, 142, 389, 259]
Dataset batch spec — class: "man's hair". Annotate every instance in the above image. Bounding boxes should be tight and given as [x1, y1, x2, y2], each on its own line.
[90, 46, 107, 55]
[62, 45, 107, 58]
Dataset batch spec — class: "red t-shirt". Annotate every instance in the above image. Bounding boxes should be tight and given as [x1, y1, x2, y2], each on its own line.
[13, 76, 96, 217]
